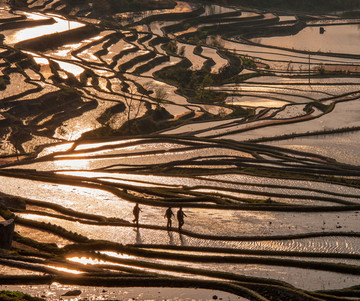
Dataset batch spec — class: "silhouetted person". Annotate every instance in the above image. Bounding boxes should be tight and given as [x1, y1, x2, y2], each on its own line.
[177, 207, 187, 230]
[132, 203, 142, 226]
[164, 207, 174, 228]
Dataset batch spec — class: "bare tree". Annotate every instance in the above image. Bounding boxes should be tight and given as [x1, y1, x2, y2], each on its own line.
[121, 82, 144, 133]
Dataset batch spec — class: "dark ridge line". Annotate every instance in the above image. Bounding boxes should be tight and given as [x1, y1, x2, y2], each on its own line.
[94, 32, 123, 58]
[87, 155, 343, 179]
[40, 145, 208, 162]
[82, 250, 296, 288]
[15, 24, 101, 52]
[129, 244, 360, 259]
[227, 41, 360, 65]
[13, 208, 130, 227]
[235, 51, 360, 70]
[92, 164, 359, 200]
[29, 0, 54, 10]
[181, 184, 357, 206]
[315, 287, 360, 299]
[133, 54, 170, 75]
[217, 84, 331, 96]
[0, 15, 26, 24]
[0, 275, 294, 301]
[14, 207, 360, 243]
[191, 175, 360, 199]
[2, 160, 359, 199]
[66, 241, 360, 265]
[45, 150, 332, 171]
[71, 32, 118, 64]
[25, 199, 126, 223]
[221, 91, 312, 103]
[0, 17, 55, 31]
[236, 34, 360, 60]
[0, 84, 42, 103]
[3, 166, 360, 209]
[78, 160, 360, 201]
[31, 140, 215, 161]
[68, 244, 360, 276]
[203, 113, 323, 140]
[237, 81, 360, 86]
[248, 126, 360, 143]
[4, 162, 359, 204]
[0, 253, 45, 264]
[307, 21, 360, 28]
[81, 249, 360, 286]
[0, 258, 57, 275]
[139, 166, 360, 189]
[203, 111, 323, 138]
[141, 150, 328, 170]
[32, 134, 342, 165]
[178, 229, 360, 242]
[108, 43, 140, 70]
[18, 166, 360, 205]
[15, 216, 89, 243]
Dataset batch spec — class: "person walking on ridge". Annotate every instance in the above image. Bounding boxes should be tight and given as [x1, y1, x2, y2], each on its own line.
[177, 207, 187, 230]
[132, 203, 142, 227]
[164, 206, 174, 229]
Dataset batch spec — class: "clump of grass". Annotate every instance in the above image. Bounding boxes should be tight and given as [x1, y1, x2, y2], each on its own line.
[0, 290, 44, 301]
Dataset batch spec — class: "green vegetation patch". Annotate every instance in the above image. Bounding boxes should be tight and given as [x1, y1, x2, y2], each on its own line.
[155, 55, 240, 105]
[0, 291, 44, 301]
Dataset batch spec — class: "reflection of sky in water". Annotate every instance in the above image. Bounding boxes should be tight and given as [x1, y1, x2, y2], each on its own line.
[28, 52, 85, 77]
[22, 12, 49, 20]
[268, 132, 360, 166]
[4, 15, 84, 44]
[253, 24, 360, 55]
[223, 97, 360, 145]
[226, 97, 290, 108]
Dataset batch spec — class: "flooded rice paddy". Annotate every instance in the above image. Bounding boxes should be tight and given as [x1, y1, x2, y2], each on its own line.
[1, 0, 360, 300]
[252, 23, 360, 55]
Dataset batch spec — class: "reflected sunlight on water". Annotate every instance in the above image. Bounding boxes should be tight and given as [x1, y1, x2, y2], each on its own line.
[4, 15, 85, 44]
[22, 12, 49, 20]
[68, 256, 151, 272]
[47, 266, 84, 274]
[54, 159, 91, 170]
[55, 60, 85, 77]
[68, 253, 135, 266]
[56, 171, 165, 187]
[29, 53, 49, 65]
[73, 139, 140, 151]
[226, 98, 290, 108]
[67, 256, 118, 266]
[253, 24, 360, 54]
[37, 143, 74, 158]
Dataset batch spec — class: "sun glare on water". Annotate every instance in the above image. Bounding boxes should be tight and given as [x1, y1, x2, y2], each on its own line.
[4, 15, 84, 44]
[47, 266, 84, 274]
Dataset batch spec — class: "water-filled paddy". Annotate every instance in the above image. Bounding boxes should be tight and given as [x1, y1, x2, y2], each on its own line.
[3, 14, 84, 44]
[252, 23, 360, 55]
[1, 2, 360, 300]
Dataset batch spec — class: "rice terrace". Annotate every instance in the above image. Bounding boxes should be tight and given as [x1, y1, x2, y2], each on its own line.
[1, 0, 360, 300]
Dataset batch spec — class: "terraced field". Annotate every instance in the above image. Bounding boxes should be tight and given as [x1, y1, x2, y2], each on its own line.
[1, 0, 360, 300]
